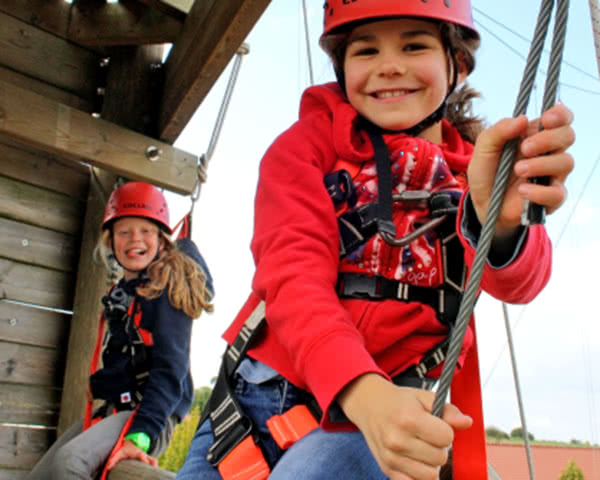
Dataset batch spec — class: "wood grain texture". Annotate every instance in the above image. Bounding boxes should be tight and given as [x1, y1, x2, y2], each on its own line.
[0, 217, 77, 272]
[0, 80, 197, 194]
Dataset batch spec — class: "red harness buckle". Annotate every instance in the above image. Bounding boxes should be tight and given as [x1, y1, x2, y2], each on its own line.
[266, 405, 319, 450]
[217, 436, 270, 480]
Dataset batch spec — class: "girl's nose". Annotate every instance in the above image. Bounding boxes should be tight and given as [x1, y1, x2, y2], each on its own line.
[378, 56, 407, 77]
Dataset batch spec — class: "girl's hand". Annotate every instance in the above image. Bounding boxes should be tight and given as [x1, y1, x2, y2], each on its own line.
[104, 440, 158, 471]
[468, 103, 575, 237]
[338, 374, 472, 480]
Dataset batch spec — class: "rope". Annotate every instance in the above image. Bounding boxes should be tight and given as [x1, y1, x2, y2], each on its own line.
[187, 43, 249, 219]
[502, 303, 536, 479]
[301, 0, 314, 85]
[432, 0, 569, 430]
[590, 0, 600, 79]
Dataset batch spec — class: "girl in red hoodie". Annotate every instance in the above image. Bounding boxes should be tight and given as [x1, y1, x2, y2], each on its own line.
[177, 1, 575, 479]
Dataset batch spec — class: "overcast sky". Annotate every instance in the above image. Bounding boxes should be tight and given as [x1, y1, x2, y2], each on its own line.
[167, 0, 600, 444]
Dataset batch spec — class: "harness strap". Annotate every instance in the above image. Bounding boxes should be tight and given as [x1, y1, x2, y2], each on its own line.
[364, 122, 397, 238]
[337, 274, 461, 327]
[205, 302, 267, 468]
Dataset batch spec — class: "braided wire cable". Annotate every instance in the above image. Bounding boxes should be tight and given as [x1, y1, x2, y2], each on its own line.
[543, 0, 569, 110]
[432, 0, 564, 417]
[590, 0, 600, 79]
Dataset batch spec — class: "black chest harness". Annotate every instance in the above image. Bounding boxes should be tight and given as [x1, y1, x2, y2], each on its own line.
[89, 285, 153, 412]
[203, 126, 468, 480]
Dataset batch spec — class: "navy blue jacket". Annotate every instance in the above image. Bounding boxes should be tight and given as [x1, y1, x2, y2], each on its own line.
[105, 239, 213, 442]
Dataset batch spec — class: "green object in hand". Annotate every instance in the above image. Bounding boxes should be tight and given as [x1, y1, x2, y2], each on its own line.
[124, 432, 151, 453]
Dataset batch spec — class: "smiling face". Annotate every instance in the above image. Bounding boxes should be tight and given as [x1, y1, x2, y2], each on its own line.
[111, 217, 162, 279]
[343, 18, 455, 143]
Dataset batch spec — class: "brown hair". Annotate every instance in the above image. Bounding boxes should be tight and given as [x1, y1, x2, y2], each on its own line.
[321, 20, 485, 143]
[98, 229, 213, 319]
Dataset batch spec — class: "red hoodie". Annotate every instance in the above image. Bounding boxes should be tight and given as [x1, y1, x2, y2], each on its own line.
[224, 83, 552, 431]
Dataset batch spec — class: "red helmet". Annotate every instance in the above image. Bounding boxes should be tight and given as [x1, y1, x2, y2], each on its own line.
[321, 0, 478, 39]
[102, 182, 171, 233]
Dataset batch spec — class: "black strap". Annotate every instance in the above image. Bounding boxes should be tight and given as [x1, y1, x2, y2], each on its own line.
[203, 303, 267, 466]
[337, 273, 460, 327]
[363, 123, 397, 238]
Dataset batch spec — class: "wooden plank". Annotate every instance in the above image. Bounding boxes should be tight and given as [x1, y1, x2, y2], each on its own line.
[0, 469, 27, 480]
[136, 0, 193, 21]
[0, 142, 89, 199]
[0, 80, 198, 194]
[0, 11, 97, 99]
[0, 426, 54, 469]
[0, 175, 85, 235]
[0, 341, 63, 387]
[0, 383, 61, 426]
[0, 0, 70, 39]
[0, 259, 74, 310]
[0, 66, 92, 113]
[159, 0, 271, 143]
[108, 460, 175, 480]
[0, 218, 77, 272]
[0, 300, 69, 349]
[69, 1, 183, 47]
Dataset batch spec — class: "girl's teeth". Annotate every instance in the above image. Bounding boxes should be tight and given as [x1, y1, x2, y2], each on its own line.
[377, 90, 407, 98]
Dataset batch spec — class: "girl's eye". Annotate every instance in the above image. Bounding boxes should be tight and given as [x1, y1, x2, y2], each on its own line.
[404, 43, 428, 52]
[355, 47, 378, 56]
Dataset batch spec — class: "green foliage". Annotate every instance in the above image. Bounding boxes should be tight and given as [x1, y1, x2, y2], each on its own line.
[486, 426, 509, 440]
[158, 387, 211, 472]
[510, 427, 535, 441]
[559, 459, 585, 480]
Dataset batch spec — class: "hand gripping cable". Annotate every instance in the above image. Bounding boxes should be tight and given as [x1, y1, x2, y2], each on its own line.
[431, 1, 569, 479]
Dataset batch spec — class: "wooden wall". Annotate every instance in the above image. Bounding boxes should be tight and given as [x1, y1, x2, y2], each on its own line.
[0, 142, 89, 478]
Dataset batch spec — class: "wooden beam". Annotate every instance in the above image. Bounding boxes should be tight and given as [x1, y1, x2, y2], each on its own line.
[0, 66, 93, 113]
[159, 0, 271, 143]
[0, 384, 61, 426]
[0, 11, 98, 99]
[0, 426, 54, 470]
[0, 175, 85, 235]
[0, 217, 77, 272]
[57, 170, 114, 436]
[0, 259, 74, 310]
[0, 0, 71, 39]
[108, 460, 175, 480]
[0, 302, 68, 349]
[0, 141, 89, 199]
[133, 0, 193, 22]
[0, 341, 64, 387]
[0, 80, 198, 194]
[69, 1, 183, 46]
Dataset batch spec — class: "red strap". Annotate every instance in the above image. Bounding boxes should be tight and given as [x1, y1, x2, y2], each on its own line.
[172, 212, 192, 240]
[451, 319, 488, 479]
[84, 313, 106, 430]
[130, 301, 153, 346]
[217, 436, 270, 480]
[266, 405, 319, 450]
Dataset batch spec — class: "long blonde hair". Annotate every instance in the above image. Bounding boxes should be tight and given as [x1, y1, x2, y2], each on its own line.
[98, 229, 213, 318]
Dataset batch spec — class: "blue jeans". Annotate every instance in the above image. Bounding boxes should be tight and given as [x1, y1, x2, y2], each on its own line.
[176, 359, 387, 479]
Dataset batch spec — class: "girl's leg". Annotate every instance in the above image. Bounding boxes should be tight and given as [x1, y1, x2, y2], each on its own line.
[174, 419, 221, 480]
[27, 410, 133, 480]
[26, 419, 85, 480]
[270, 428, 387, 480]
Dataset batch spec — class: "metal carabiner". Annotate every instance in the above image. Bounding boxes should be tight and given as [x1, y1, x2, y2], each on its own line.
[380, 215, 447, 247]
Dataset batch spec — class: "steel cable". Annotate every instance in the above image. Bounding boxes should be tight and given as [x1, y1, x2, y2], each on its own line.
[432, 0, 569, 423]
